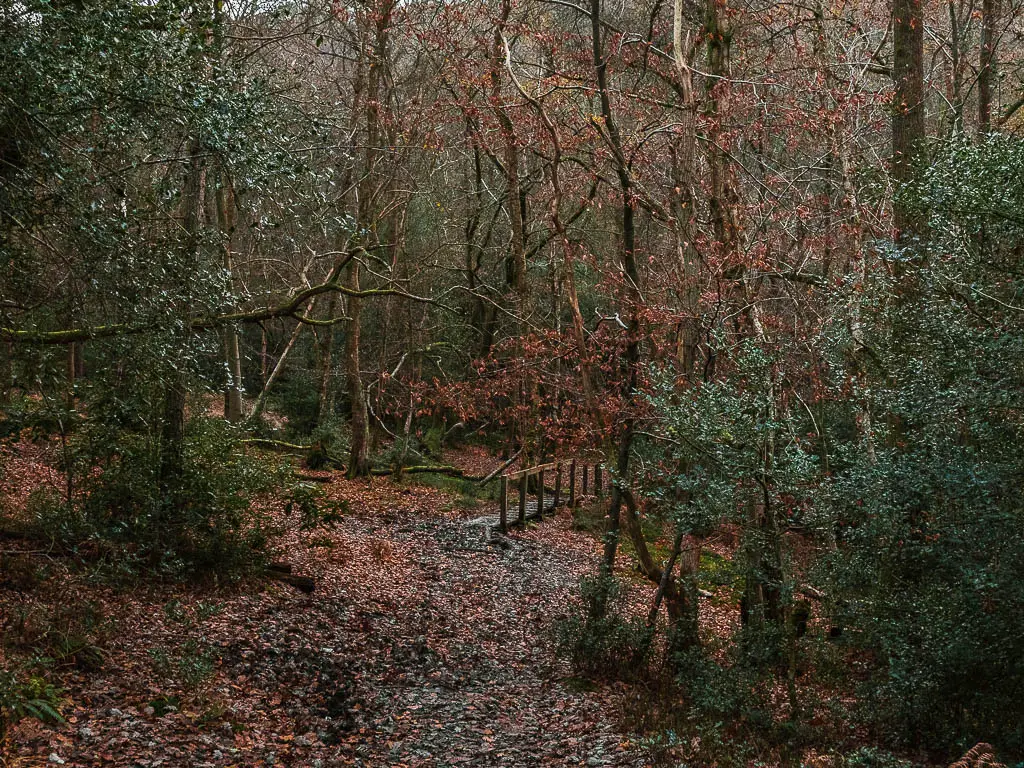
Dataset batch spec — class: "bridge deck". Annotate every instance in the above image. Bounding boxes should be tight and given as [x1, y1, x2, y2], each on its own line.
[465, 498, 561, 529]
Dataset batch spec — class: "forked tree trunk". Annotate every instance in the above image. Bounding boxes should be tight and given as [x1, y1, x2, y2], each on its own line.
[622, 492, 700, 652]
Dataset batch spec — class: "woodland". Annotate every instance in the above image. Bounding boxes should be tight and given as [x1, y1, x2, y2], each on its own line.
[1, 0, 1024, 765]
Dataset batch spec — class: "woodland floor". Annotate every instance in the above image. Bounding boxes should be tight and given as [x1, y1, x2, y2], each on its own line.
[0, 442, 703, 768]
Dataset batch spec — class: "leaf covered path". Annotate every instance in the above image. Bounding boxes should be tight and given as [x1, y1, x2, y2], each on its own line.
[317, 508, 642, 767]
[6, 466, 651, 767]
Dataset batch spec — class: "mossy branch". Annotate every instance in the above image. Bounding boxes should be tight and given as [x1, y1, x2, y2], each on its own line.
[1, 250, 454, 344]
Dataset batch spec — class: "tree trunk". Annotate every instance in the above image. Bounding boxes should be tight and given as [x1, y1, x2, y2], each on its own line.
[590, 0, 642, 586]
[493, 0, 527, 298]
[978, 0, 997, 133]
[160, 139, 205, 506]
[316, 293, 338, 425]
[671, 0, 700, 380]
[216, 170, 243, 423]
[342, 1, 396, 479]
[345, 260, 370, 478]
[892, 0, 926, 245]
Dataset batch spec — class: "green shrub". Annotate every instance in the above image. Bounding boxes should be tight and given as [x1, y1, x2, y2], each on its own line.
[409, 471, 495, 507]
[20, 415, 338, 577]
[270, 365, 323, 437]
[570, 502, 607, 536]
[0, 393, 78, 442]
[421, 425, 444, 459]
[557, 575, 654, 680]
[149, 639, 217, 692]
[0, 668, 64, 743]
[841, 747, 913, 768]
[674, 648, 763, 725]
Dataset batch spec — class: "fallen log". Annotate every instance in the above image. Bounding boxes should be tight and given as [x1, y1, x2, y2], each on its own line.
[241, 438, 310, 453]
[242, 438, 345, 471]
[293, 472, 333, 483]
[370, 464, 479, 479]
[265, 565, 315, 594]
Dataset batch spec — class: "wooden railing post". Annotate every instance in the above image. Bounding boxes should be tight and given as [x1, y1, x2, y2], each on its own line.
[582, 464, 589, 497]
[499, 476, 508, 532]
[553, 463, 562, 509]
[537, 469, 545, 519]
[568, 460, 577, 507]
[518, 474, 528, 527]
[595, 463, 603, 498]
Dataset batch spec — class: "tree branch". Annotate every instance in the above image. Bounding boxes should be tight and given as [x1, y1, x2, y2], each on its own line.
[1, 249, 457, 344]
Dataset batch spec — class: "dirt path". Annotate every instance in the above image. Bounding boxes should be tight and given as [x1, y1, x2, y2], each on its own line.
[6, 473, 651, 767]
[316, 509, 643, 767]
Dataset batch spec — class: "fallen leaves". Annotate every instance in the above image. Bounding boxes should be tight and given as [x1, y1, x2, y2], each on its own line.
[2, 444, 652, 767]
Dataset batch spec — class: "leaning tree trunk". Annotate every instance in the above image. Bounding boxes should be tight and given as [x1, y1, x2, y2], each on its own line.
[250, 303, 314, 421]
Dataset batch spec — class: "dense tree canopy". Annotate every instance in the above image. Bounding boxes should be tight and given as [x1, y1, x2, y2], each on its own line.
[2, 0, 1024, 763]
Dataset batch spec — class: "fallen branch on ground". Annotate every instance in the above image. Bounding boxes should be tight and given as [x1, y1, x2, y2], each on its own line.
[265, 562, 315, 593]
[242, 438, 345, 470]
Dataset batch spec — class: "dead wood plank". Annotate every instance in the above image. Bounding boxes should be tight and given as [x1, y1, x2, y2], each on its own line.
[537, 469, 545, 520]
[518, 474, 528, 527]
[500, 476, 508, 532]
[569, 460, 577, 507]
[553, 463, 562, 508]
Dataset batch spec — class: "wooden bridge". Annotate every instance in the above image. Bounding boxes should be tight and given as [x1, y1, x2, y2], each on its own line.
[483, 458, 605, 532]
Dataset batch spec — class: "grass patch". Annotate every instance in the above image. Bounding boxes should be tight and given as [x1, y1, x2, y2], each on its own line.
[618, 515, 672, 569]
[562, 675, 600, 693]
[571, 502, 606, 536]
[410, 472, 498, 509]
[698, 550, 742, 599]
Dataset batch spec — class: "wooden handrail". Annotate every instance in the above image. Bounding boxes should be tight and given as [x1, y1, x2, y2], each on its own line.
[498, 457, 605, 532]
[502, 456, 602, 480]
[502, 461, 558, 480]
